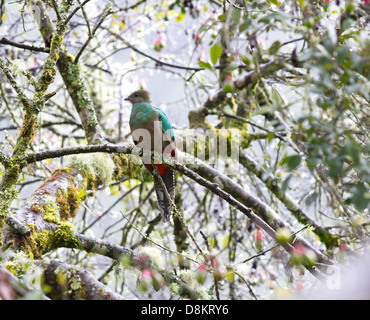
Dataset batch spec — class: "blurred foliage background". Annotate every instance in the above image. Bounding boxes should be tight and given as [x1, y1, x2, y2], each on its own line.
[0, 0, 369, 300]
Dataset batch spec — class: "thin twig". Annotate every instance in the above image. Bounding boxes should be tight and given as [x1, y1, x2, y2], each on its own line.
[74, 4, 113, 63]
[120, 211, 200, 266]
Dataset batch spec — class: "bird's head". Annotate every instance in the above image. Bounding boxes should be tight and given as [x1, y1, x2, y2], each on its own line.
[124, 89, 151, 105]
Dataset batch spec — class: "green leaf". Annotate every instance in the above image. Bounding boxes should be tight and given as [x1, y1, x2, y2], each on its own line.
[269, 40, 281, 56]
[345, 183, 370, 212]
[77, 189, 85, 199]
[18, 171, 26, 183]
[271, 87, 284, 106]
[198, 61, 213, 71]
[267, 132, 275, 143]
[305, 192, 319, 207]
[258, 11, 290, 24]
[341, 18, 354, 30]
[281, 154, 302, 170]
[279, 174, 292, 197]
[251, 105, 275, 116]
[218, 13, 227, 22]
[223, 81, 235, 93]
[335, 45, 350, 65]
[231, 8, 241, 24]
[210, 42, 223, 65]
[327, 157, 343, 177]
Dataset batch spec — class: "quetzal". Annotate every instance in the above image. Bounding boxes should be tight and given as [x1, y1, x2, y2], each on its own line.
[125, 90, 177, 222]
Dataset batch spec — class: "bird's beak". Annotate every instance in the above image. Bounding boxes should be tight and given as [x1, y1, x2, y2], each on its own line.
[124, 96, 130, 101]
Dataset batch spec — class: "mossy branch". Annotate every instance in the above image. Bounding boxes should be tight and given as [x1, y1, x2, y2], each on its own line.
[22, 143, 332, 273]
[43, 259, 125, 300]
[0, 0, 73, 229]
[240, 153, 340, 249]
[29, 0, 106, 144]
[71, 234, 205, 299]
[188, 59, 286, 126]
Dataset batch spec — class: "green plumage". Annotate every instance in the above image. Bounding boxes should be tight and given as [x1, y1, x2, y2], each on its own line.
[129, 102, 175, 141]
[126, 90, 177, 222]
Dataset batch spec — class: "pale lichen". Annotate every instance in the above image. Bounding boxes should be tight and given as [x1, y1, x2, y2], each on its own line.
[65, 153, 114, 189]
[176, 269, 212, 300]
[0, 185, 18, 218]
[137, 246, 165, 270]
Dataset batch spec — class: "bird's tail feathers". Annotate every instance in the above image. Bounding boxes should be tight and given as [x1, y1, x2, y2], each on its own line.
[152, 168, 175, 222]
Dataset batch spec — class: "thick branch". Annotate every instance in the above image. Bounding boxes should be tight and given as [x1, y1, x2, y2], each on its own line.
[70, 234, 205, 299]
[240, 153, 339, 248]
[0, 0, 73, 226]
[43, 260, 125, 300]
[23, 144, 330, 268]
[8, 163, 205, 299]
[29, 0, 106, 144]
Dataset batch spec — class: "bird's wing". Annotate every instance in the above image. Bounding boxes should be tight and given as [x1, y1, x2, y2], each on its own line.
[154, 106, 175, 141]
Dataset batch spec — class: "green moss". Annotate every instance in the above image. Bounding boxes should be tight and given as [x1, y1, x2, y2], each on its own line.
[25, 221, 77, 258]
[3, 257, 30, 278]
[178, 126, 241, 162]
[66, 62, 97, 125]
[53, 222, 78, 248]
[65, 53, 75, 63]
[0, 185, 18, 217]
[50, 33, 63, 51]
[43, 195, 62, 224]
[31, 185, 80, 224]
[30, 229, 55, 256]
[56, 186, 82, 220]
[22, 179, 82, 258]
[113, 154, 145, 181]
[169, 282, 181, 296]
[54, 264, 86, 299]
[188, 110, 206, 128]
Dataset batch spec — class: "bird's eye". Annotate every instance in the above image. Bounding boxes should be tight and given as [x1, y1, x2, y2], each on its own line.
[134, 93, 138, 97]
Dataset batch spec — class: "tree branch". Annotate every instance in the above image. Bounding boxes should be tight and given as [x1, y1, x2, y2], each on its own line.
[28, 0, 106, 144]
[43, 259, 125, 300]
[22, 143, 331, 272]
[188, 58, 286, 125]
[0, 37, 49, 53]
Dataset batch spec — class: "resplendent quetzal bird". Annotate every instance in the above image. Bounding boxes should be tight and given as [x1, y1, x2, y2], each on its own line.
[125, 89, 177, 222]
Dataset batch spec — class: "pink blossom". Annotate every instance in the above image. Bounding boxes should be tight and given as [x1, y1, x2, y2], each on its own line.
[296, 280, 304, 291]
[140, 77, 147, 89]
[210, 257, 219, 268]
[294, 244, 306, 255]
[198, 49, 208, 62]
[255, 229, 263, 241]
[142, 269, 152, 279]
[154, 36, 163, 45]
[339, 242, 346, 252]
[198, 264, 207, 272]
